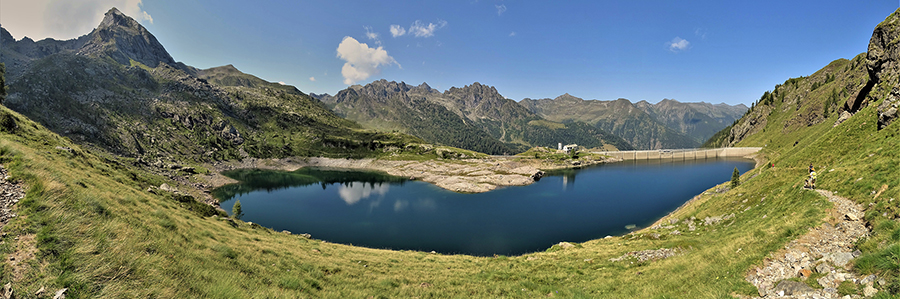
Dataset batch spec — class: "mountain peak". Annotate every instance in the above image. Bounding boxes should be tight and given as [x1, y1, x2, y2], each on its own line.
[97, 7, 144, 34]
[78, 7, 176, 68]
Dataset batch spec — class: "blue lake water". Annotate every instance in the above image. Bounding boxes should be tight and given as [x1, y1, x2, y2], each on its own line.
[214, 158, 754, 256]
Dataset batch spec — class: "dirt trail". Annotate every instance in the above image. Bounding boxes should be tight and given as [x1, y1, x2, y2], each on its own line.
[744, 189, 875, 298]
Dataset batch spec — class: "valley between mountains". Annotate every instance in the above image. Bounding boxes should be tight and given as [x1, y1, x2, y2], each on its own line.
[0, 5, 897, 299]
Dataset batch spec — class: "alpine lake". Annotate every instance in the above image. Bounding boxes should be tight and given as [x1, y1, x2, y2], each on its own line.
[214, 157, 755, 256]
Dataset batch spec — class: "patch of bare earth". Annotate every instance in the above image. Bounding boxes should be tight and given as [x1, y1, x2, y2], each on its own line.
[6, 234, 37, 282]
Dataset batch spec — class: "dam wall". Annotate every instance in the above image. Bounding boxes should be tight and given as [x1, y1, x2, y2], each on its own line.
[592, 147, 762, 161]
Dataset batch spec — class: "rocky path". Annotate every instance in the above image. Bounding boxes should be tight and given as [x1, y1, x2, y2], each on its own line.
[744, 190, 876, 298]
[0, 165, 25, 231]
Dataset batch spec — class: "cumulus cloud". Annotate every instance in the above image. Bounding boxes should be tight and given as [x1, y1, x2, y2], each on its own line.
[495, 4, 507, 16]
[667, 37, 690, 52]
[1, 0, 153, 41]
[309, 77, 316, 82]
[336, 36, 399, 85]
[390, 24, 406, 37]
[409, 20, 447, 38]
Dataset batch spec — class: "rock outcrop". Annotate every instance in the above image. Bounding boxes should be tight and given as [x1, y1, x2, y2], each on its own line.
[866, 9, 900, 130]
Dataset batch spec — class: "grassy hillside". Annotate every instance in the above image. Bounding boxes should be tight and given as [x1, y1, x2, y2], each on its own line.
[2, 52, 896, 297]
[0, 103, 838, 298]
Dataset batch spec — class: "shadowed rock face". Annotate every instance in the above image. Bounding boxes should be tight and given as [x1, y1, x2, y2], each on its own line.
[867, 9, 900, 130]
[77, 7, 176, 68]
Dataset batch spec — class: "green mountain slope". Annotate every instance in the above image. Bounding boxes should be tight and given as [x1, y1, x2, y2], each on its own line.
[320, 81, 632, 154]
[520, 94, 701, 149]
[0, 8, 420, 162]
[635, 99, 747, 144]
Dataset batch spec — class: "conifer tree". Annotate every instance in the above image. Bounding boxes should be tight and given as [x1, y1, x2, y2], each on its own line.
[232, 200, 243, 220]
[731, 167, 740, 188]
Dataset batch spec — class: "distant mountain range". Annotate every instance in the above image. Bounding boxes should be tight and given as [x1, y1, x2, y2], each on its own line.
[521, 95, 747, 149]
[319, 84, 746, 151]
[315, 81, 633, 154]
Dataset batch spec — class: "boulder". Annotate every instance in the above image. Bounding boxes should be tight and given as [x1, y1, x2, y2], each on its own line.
[1, 282, 13, 299]
[159, 183, 177, 193]
[773, 280, 814, 296]
[829, 252, 855, 268]
[864, 282, 878, 297]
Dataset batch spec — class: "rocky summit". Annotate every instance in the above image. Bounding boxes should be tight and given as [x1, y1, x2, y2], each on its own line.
[78, 8, 178, 69]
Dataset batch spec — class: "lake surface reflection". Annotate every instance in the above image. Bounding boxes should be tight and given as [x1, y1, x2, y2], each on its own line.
[215, 158, 755, 256]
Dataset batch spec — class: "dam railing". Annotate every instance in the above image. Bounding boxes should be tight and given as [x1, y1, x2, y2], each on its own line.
[591, 147, 762, 161]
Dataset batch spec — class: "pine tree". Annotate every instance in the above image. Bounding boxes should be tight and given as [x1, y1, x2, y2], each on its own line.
[731, 167, 740, 188]
[232, 200, 243, 220]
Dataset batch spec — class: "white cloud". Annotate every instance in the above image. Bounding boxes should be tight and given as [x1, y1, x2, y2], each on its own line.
[309, 77, 316, 82]
[364, 26, 380, 45]
[390, 24, 406, 37]
[694, 28, 707, 40]
[495, 4, 507, 16]
[409, 20, 447, 38]
[667, 37, 690, 52]
[336, 36, 400, 85]
[509, 31, 516, 37]
[1, 0, 153, 41]
[277, 81, 286, 85]
[337, 183, 389, 205]
[390, 20, 447, 39]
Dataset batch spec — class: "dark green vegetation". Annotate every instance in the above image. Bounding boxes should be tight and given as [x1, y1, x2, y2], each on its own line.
[318, 81, 633, 154]
[0, 9, 425, 165]
[520, 94, 746, 149]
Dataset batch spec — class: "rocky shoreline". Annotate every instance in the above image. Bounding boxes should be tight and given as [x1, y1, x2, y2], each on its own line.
[199, 155, 617, 194]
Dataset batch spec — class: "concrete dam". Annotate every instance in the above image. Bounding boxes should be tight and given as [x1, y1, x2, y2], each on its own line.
[592, 147, 762, 161]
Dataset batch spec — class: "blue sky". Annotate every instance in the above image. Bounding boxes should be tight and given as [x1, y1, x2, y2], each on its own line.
[2, 1, 898, 105]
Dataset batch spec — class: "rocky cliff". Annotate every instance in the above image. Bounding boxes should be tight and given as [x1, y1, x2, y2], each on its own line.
[866, 10, 900, 130]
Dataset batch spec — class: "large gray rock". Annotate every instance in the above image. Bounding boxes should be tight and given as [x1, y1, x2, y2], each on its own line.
[773, 280, 815, 296]
[878, 99, 898, 130]
[829, 252, 855, 268]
